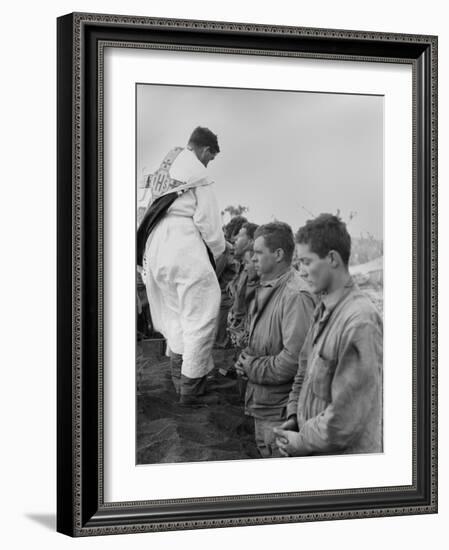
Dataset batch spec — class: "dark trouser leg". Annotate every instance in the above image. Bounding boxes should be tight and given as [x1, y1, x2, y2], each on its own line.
[254, 418, 284, 458]
[214, 301, 231, 349]
[169, 351, 183, 394]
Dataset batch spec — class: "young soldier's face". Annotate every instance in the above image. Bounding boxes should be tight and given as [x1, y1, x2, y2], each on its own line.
[296, 242, 332, 293]
[252, 236, 278, 277]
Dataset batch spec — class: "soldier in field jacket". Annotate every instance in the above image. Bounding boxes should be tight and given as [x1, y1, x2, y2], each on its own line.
[234, 222, 315, 458]
[274, 214, 383, 456]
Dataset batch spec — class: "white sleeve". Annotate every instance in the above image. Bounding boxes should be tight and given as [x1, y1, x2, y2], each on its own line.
[193, 184, 226, 259]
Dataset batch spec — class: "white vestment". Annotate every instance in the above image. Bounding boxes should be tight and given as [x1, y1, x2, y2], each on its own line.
[142, 148, 225, 379]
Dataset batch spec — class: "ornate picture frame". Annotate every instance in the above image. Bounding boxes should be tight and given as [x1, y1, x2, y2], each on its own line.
[57, 12, 437, 536]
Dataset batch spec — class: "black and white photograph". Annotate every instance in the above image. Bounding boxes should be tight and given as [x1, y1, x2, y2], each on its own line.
[135, 83, 384, 465]
[53, 7, 438, 540]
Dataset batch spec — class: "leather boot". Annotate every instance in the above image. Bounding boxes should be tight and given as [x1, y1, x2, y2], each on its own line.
[179, 374, 220, 407]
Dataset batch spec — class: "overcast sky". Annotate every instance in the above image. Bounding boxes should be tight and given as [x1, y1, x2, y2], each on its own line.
[137, 84, 383, 239]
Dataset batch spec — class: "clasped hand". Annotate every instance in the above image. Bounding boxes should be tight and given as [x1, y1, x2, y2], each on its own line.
[273, 417, 302, 457]
[234, 349, 254, 378]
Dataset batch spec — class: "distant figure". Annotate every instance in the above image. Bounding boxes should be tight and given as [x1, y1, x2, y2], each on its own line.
[214, 241, 238, 349]
[233, 221, 259, 261]
[227, 222, 260, 350]
[275, 214, 383, 456]
[139, 127, 225, 406]
[235, 222, 315, 458]
[214, 216, 249, 348]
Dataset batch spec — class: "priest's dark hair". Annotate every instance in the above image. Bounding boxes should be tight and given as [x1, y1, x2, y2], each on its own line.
[188, 126, 220, 154]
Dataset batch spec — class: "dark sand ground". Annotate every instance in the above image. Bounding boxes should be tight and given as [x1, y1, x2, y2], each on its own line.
[136, 341, 259, 465]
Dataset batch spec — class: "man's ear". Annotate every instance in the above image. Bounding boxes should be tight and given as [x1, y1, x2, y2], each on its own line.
[275, 248, 285, 263]
[328, 250, 342, 268]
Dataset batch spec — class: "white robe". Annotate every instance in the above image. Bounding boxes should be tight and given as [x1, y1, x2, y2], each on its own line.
[142, 148, 225, 379]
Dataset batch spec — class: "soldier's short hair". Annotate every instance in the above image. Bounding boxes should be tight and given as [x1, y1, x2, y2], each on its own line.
[254, 222, 295, 264]
[295, 213, 351, 265]
[188, 126, 220, 154]
[242, 222, 259, 240]
[224, 216, 248, 241]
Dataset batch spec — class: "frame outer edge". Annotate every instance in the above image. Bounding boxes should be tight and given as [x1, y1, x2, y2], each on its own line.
[73, 12, 84, 537]
[430, 35, 438, 512]
[59, 12, 438, 536]
[56, 13, 77, 537]
[69, 11, 436, 44]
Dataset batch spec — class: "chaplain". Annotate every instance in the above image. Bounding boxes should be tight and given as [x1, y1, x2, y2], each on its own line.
[138, 127, 225, 406]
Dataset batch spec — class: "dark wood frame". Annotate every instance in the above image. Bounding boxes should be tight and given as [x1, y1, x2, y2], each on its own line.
[57, 12, 438, 537]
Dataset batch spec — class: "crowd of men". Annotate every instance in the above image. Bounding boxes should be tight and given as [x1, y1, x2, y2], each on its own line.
[137, 126, 383, 459]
